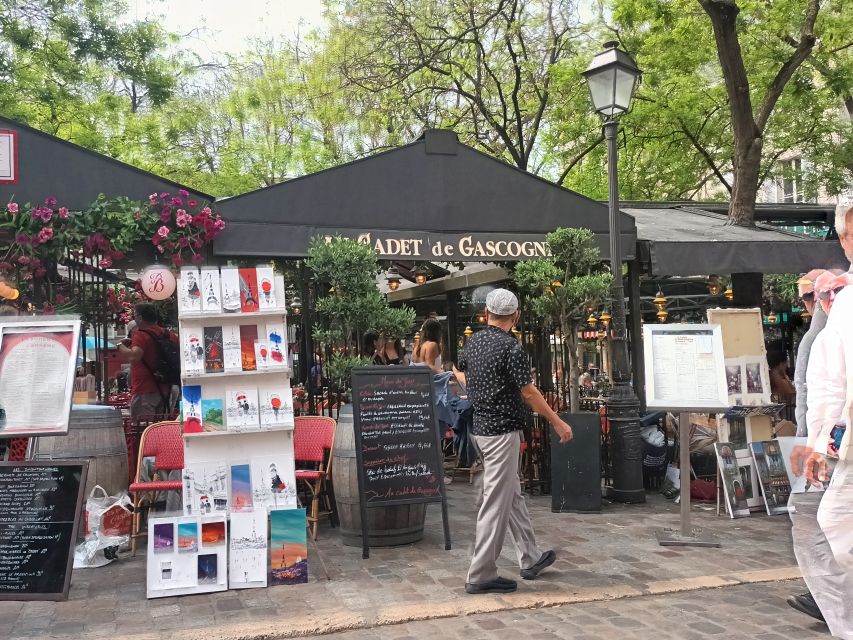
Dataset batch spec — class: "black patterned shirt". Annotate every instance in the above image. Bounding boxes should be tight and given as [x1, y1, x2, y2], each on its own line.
[457, 325, 532, 436]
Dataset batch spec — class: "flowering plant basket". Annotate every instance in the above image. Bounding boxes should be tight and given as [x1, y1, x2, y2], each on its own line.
[139, 190, 225, 267]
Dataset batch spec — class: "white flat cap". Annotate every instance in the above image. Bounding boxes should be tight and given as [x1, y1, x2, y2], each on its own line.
[486, 288, 519, 315]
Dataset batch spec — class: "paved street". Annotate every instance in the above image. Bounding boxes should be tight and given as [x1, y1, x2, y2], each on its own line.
[0, 482, 809, 639]
[321, 579, 828, 640]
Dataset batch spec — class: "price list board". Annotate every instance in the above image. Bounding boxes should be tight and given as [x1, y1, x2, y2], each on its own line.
[351, 367, 450, 558]
[0, 461, 87, 601]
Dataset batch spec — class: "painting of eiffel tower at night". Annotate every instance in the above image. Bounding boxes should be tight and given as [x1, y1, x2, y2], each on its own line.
[270, 508, 307, 586]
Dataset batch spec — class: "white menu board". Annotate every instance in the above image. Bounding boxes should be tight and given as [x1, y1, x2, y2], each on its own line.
[643, 324, 729, 411]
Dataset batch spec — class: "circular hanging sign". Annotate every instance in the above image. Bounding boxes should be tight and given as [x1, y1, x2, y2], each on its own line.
[141, 265, 176, 301]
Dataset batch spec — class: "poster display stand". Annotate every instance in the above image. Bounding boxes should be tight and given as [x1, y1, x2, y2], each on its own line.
[643, 324, 728, 548]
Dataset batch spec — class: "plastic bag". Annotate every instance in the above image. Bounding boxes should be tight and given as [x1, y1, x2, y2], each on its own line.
[73, 485, 132, 569]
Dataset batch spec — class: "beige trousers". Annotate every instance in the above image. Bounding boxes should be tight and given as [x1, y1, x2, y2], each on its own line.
[467, 430, 542, 584]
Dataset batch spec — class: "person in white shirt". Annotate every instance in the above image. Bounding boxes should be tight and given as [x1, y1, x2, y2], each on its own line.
[789, 204, 853, 638]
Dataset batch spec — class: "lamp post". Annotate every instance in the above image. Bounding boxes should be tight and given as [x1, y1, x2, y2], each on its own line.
[583, 41, 645, 503]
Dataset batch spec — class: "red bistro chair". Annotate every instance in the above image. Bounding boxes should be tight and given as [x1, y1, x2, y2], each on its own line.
[293, 416, 337, 540]
[128, 421, 184, 554]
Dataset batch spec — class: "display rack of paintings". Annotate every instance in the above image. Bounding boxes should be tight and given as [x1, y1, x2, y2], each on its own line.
[177, 265, 294, 437]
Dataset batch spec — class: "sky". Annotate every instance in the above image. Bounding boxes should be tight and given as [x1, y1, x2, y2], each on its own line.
[126, 0, 327, 58]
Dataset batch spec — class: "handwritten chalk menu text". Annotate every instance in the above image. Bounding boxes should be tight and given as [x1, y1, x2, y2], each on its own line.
[351, 367, 450, 558]
[353, 369, 442, 503]
[0, 462, 87, 601]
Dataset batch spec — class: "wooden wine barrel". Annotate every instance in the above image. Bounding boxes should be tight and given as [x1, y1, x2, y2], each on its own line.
[31, 406, 128, 497]
[331, 406, 426, 547]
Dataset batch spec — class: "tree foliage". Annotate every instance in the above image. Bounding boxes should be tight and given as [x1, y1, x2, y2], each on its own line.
[513, 227, 610, 411]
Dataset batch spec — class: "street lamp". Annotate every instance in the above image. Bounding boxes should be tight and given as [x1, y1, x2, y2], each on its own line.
[583, 40, 644, 504]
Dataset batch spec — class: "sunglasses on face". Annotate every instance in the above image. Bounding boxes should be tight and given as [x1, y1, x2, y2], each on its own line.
[801, 292, 815, 303]
[818, 286, 845, 301]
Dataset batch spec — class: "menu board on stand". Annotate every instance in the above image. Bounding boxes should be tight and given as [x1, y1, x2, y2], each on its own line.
[0, 461, 88, 601]
[350, 366, 450, 559]
[643, 324, 729, 548]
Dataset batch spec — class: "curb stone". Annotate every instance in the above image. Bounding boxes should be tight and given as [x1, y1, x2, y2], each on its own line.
[106, 566, 802, 640]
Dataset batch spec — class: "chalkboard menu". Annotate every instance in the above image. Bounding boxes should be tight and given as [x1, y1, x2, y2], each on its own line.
[0, 462, 88, 601]
[351, 367, 450, 558]
[551, 413, 601, 513]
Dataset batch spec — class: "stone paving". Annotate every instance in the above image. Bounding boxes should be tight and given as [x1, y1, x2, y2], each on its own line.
[0, 481, 803, 639]
[323, 579, 828, 640]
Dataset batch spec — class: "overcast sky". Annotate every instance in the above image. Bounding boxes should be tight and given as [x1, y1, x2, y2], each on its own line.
[126, 0, 327, 58]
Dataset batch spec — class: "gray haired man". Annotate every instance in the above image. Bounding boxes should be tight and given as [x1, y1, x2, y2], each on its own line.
[454, 288, 573, 594]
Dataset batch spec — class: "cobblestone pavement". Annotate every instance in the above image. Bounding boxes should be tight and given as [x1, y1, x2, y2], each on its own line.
[0, 482, 804, 639]
[322, 580, 829, 640]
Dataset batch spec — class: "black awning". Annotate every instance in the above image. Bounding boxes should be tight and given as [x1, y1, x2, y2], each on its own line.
[0, 116, 212, 210]
[214, 130, 636, 261]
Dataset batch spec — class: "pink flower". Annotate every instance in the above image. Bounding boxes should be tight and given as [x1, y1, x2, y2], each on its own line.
[157, 245, 165, 253]
[157, 225, 170, 238]
[213, 218, 225, 231]
[37, 227, 54, 243]
[34, 267, 47, 278]
[17, 256, 30, 265]
[110, 250, 125, 260]
[99, 257, 113, 269]
[133, 210, 141, 220]
[0, 261, 11, 271]
[188, 199, 197, 207]
[44, 196, 57, 207]
[160, 211, 171, 223]
[179, 189, 189, 198]
[191, 253, 204, 264]
[202, 207, 211, 215]
[149, 193, 158, 200]
[176, 213, 191, 228]
[171, 197, 183, 207]
[15, 232, 29, 245]
[7, 202, 18, 214]
[159, 192, 169, 199]
[151, 234, 161, 246]
[58, 207, 69, 219]
[172, 254, 184, 267]
[192, 238, 204, 249]
[192, 214, 206, 227]
[178, 237, 190, 248]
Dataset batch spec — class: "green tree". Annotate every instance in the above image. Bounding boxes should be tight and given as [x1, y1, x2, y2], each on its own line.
[513, 228, 610, 412]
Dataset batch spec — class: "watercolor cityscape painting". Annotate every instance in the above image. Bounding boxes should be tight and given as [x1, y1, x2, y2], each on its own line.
[269, 508, 307, 586]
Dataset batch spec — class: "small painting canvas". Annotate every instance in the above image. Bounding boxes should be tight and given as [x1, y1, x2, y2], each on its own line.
[254, 341, 270, 371]
[270, 508, 308, 586]
[230, 463, 254, 512]
[153, 523, 174, 553]
[197, 553, 218, 585]
[201, 520, 226, 546]
[229, 511, 268, 589]
[201, 267, 222, 313]
[715, 442, 751, 518]
[256, 265, 276, 309]
[751, 440, 792, 515]
[220, 267, 241, 313]
[725, 363, 743, 396]
[183, 326, 205, 376]
[251, 454, 297, 510]
[177, 522, 198, 553]
[183, 462, 229, 515]
[239, 325, 258, 371]
[181, 385, 203, 434]
[226, 388, 260, 432]
[200, 398, 224, 432]
[259, 385, 294, 429]
[179, 267, 202, 314]
[238, 267, 259, 313]
[203, 326, 224, 374]
[223, 324, 242, 373]
[265, 321, 288, 369]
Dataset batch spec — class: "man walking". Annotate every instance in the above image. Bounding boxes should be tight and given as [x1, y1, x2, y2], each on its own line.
[454, 288, 573, 595]
[118, 303, 179, 419]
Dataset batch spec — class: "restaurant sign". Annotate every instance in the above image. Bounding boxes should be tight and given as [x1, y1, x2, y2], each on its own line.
[328, 232, 551, 261]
